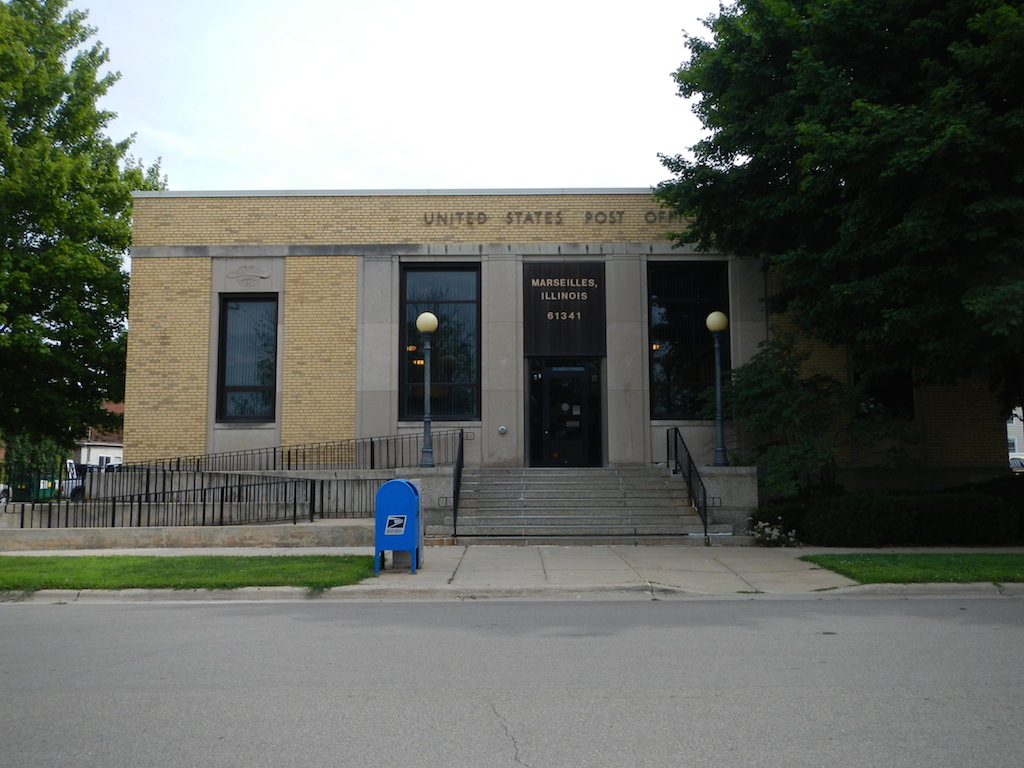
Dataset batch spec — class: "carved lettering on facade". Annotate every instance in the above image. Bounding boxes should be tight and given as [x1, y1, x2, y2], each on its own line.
[644, 210, 683, 224]
[506, 211, 564, 225]
[583, 211, 625, 224]
[417, 210, 679, 227]
[422, 211, 489, 226]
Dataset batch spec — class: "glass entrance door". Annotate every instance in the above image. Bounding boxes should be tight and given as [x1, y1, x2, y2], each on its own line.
[528, 358, 602, 467]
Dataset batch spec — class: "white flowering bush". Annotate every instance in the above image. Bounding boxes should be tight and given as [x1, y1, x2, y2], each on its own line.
[750, 518, 800, 547]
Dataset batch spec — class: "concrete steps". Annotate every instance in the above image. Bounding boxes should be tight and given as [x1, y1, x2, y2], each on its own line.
[438, 467, 733, 542]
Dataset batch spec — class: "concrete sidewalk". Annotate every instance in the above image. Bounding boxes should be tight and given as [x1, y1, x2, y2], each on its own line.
[372, 544, 861, 598]
[353, 544, 1024, 600]
[5, 544, 1024, 602]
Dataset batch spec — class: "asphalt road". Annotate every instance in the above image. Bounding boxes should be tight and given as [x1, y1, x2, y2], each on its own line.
[2, 597, 1023, 767]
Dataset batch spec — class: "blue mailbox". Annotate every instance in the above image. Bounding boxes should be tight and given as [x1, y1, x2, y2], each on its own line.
[374, 479, 422, 574]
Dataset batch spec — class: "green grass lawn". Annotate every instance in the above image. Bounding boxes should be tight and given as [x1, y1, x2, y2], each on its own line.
[0, 554, 376, 595]
[801, 553, 1024, 585]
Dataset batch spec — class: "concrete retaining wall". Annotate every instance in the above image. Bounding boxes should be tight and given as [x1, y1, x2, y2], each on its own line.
[700, 465, 759, 534]
[0, 518, 374, 551]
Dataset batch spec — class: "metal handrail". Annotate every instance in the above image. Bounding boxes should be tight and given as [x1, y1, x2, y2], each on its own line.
[9, 430, 471, 531]
[12, 474, 386, 529]
[115, 429, 466, 474]
[667, 427, 709, 540]
[74, 430, 466, 500]
[451, 429, 465, 537]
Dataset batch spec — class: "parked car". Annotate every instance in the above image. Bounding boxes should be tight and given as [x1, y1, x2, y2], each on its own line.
[60, 462, 103, 500]
[60, 476, 84, 500]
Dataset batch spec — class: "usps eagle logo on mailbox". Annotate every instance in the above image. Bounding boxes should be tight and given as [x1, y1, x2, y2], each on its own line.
[385, 515, 407, 535]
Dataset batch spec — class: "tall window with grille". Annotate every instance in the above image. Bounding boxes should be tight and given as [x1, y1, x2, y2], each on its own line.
[217, 294, 278, 422]
[648, 262, 729, 420]
[400, 266, 480, 420]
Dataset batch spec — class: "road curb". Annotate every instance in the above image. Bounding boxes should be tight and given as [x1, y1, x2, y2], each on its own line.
[6, 580, 1023, 603]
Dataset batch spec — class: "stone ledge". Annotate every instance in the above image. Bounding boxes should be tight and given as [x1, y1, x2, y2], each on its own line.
[0, 520, 374, 551]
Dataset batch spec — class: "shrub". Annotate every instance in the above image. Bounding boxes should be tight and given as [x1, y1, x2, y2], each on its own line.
[751, 497, 813, 539]
[750, 517, 801, 547]
[948, 476, 1024, 541]
[755, 490, 1019, 547]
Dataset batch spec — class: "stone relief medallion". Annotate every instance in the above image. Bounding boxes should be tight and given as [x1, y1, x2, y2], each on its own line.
[227, 263, 271, 287]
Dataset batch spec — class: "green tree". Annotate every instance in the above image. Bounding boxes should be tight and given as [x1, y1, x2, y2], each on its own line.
[2, 431, 66, 473]
[722, 332, 845, 498]
[1, 0, 163, 448]
[656, 0, 1024, 407]
[719, 331, 917, 498]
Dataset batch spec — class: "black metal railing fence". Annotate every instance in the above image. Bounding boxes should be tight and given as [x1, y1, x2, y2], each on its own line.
[6, 430, 468, 531]
[84, 430, 465, 500]
[0, 460, 84, 503]
[125, 430, 464, 473]
[11, 474, 387, 529]
[667, 427, 709, 540]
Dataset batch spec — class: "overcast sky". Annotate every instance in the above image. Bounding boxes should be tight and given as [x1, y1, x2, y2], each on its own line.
[69, 0, 726, 192]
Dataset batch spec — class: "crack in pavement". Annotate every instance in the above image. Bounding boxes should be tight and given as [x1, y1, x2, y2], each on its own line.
[447, 546, 470, 584]
[490, 701, 534, 767]
[608, 545, 661, 598]
[713, 556, 760, 592]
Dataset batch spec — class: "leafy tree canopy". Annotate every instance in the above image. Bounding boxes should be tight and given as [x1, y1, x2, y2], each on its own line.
[717, 330, 918, 498]
[1, 0, 164, 448]
[656, 0, 1024, 407]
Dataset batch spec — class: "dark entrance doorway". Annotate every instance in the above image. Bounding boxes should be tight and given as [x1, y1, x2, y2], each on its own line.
[528, 358, 602, 467]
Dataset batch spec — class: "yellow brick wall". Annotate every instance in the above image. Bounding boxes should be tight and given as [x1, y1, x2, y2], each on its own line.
[123, 257, 211, 461]
[132, 193, 681, 246]
[279, 257, 358, 445]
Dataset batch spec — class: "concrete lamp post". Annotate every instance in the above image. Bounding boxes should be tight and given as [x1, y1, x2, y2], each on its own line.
[705, 311, 729, 467]
[416, 311, 439, 468]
